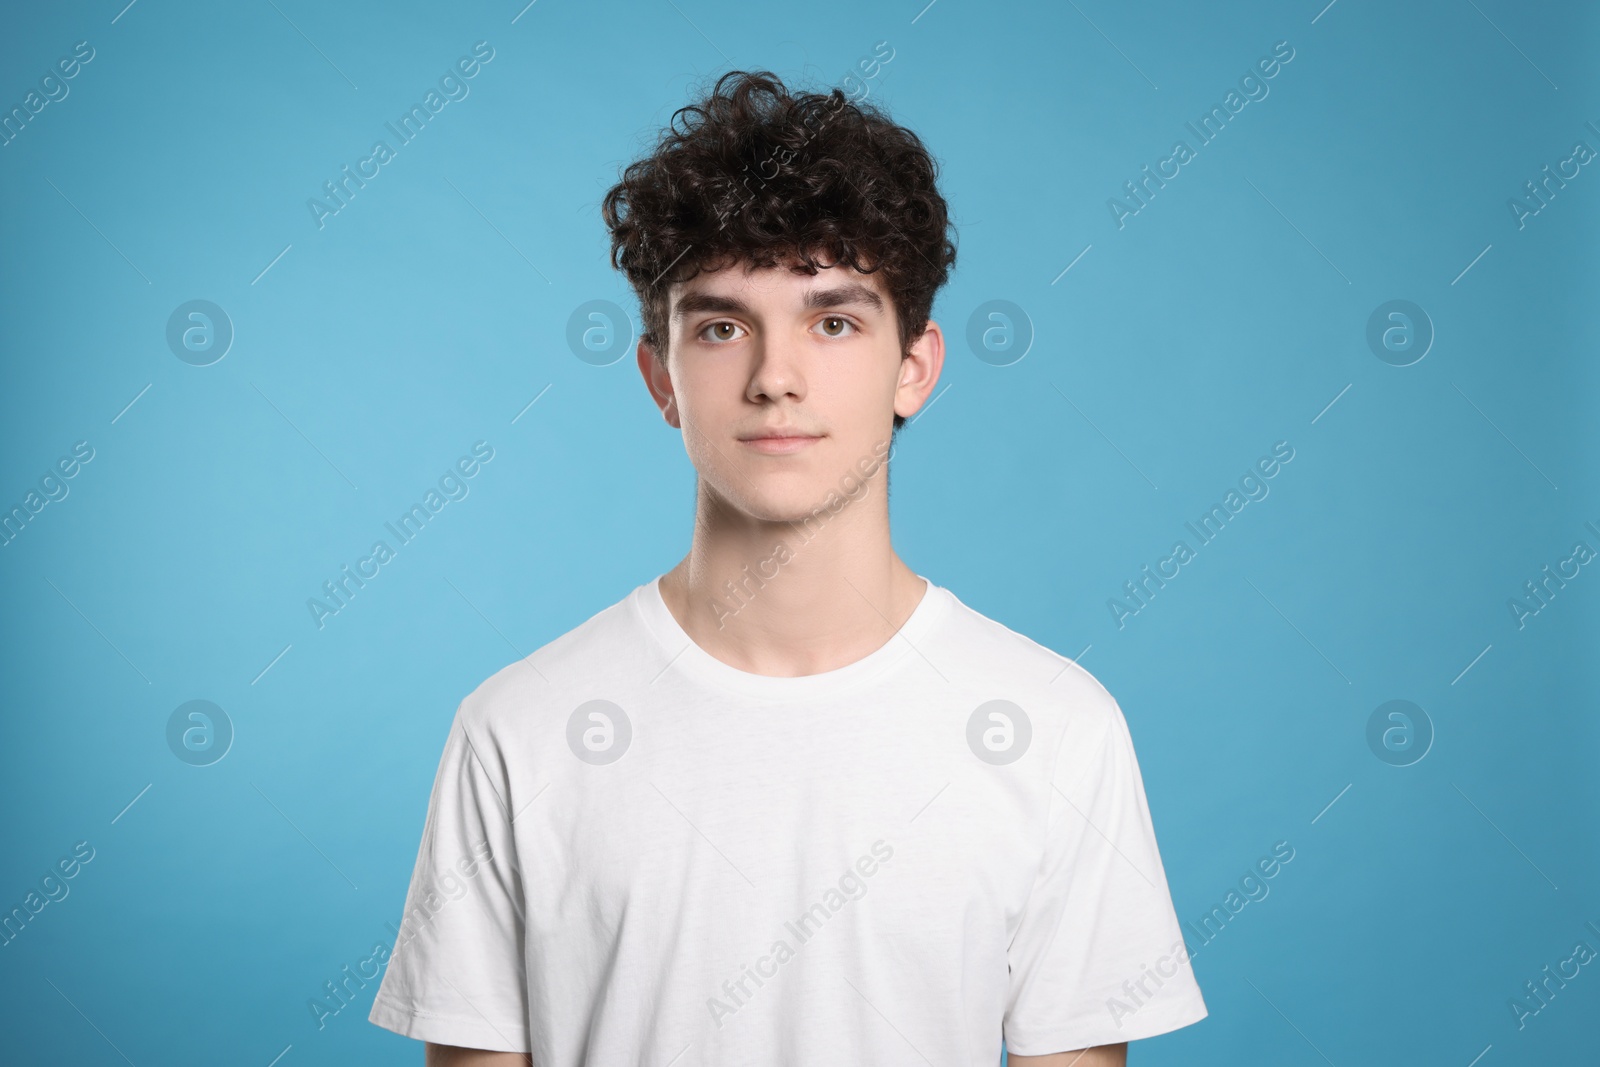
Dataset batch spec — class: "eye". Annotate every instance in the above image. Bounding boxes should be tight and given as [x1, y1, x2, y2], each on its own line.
[699, 321, 745, 343]
[814, 315, 857, 338]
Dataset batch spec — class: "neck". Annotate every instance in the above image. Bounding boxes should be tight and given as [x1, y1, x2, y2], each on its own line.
[659, 477, 925, 677]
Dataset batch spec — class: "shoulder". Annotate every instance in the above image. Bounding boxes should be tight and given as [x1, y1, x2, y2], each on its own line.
[935, 585, 1125, 754]
[452, 580, 645, 738]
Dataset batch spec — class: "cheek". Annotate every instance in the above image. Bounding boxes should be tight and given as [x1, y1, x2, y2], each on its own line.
[835, 339, 902, 402]
[669, 357, 732, 423]
[671, 369, 743, 467]
[822, 365, 899, 461]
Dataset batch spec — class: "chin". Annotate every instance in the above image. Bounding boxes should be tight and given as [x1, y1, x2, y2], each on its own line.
[722, 479, 846, 526]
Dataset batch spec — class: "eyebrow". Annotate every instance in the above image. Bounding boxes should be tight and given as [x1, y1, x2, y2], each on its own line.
[671, 282, 885, 322]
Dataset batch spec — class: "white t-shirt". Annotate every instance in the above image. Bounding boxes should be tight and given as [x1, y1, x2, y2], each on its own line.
[369, 574, 1207, 1063]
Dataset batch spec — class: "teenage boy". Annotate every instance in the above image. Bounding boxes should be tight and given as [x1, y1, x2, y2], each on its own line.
[370, 70, 1207, 1066]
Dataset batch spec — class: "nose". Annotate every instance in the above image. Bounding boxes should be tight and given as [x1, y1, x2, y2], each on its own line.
[745, 333, 807, 407]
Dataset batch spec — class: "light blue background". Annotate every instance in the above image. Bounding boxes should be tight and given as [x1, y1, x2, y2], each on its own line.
[2, 0, 1596, 1063]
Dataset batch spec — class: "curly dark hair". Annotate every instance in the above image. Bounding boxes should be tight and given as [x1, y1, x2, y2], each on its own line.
[600, 69, 958, 433]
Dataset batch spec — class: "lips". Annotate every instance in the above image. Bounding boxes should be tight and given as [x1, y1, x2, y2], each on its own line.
[738, 430, 823, 454]
[738, 430, 822, 442]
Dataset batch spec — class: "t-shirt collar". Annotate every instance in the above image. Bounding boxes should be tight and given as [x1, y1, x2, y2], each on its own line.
[631, 572, 951, 701]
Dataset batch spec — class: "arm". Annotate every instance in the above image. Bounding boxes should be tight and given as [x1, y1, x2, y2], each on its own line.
[425, 1044, 533, 1066]
[1009, 1043, 1127, 1067]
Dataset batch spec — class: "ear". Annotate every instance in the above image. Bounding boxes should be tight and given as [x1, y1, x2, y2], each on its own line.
[893, 320, 945, 422]
[636, 337, 681, 428]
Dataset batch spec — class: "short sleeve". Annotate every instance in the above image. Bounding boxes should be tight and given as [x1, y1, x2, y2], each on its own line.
[1002, 697, 1207, 1054]
[369, 708, 530, 1052]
